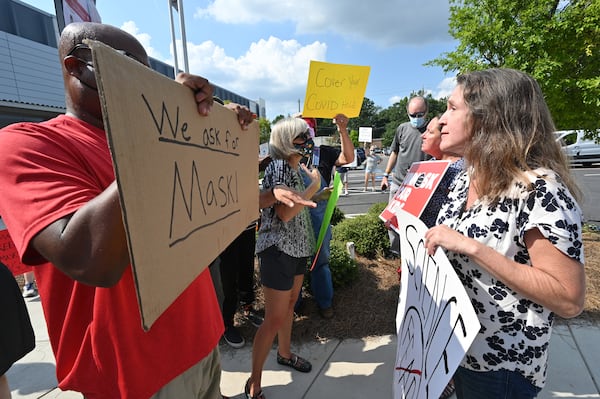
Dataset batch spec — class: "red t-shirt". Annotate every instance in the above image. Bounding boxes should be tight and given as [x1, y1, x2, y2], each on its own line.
[0, 115, 223, 399]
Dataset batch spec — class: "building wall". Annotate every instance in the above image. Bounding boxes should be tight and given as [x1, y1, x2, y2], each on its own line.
[0, 31, 65, 108]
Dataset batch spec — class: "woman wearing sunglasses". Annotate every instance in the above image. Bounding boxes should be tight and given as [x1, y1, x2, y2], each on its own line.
[246, 117, 321, 399]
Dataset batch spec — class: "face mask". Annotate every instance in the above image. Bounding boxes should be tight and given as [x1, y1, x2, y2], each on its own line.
[294, 138, 314, 157]
[409, 116, 426, 128]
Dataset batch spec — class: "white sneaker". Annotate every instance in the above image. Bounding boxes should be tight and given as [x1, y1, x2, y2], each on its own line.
[362, 189, 367, 192]
[22, 282, 37, 298]
[344, 190, 348, 196]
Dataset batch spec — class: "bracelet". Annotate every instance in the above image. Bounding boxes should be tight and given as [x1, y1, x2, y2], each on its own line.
[383, 173, 389, 178]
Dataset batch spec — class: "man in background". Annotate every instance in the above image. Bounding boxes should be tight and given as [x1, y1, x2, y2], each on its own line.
[380, 96, 428, 256]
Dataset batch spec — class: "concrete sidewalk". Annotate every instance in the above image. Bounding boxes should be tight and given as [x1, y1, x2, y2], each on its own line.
[7, 297, 600, 399]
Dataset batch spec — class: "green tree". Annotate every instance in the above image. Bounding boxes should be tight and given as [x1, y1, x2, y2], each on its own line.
[349, 129, 360, 147]
[428, 0, 600, 136]
[349, 97, 381, 135]
[258, 117, 271, 144]
[272, 114, 285, 125]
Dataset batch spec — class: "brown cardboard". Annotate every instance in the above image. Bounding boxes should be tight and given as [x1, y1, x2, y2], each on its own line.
[89, 40, 259, 330]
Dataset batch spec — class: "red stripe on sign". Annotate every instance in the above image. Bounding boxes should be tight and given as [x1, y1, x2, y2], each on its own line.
[64, 0, 91, 21]
[0, 229, 32, 276]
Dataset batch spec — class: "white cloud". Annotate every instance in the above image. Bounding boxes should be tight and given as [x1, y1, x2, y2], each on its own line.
[433, 76, 457, 99]
[193, 0, 451, 47]
[388, 95, 402, 106]
[172, 36, 327, 117]
[122, 1, 453, 119]
[119, 21, 163, 60]
[386, 76, 456, 107]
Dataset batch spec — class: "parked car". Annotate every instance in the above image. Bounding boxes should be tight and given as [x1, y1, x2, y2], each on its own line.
[343, 147, 366, 169]
[384, 147, 392, 156]
[356, 147, 366, 168]
[555, 130, 600, 167]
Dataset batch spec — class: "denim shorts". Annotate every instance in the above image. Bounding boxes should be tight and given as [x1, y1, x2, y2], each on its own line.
[258, 246, 307, 291]
[454, 366, 542, 399]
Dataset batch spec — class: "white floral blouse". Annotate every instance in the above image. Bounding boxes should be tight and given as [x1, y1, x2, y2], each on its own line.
[437, 168, 584, 389]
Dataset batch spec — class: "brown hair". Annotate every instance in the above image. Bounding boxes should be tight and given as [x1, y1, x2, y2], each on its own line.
[458, 68, 580, 202]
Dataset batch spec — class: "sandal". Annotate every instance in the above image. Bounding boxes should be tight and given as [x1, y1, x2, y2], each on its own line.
[439, 379, 455, 399]
[276, 352, 312, 373]
[244, 378, 265, 399]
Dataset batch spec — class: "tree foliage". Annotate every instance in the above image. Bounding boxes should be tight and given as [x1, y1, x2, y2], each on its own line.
[258, 117, 271, 144]
[266, 95, 447, 149]
[427, 0, 600, 135]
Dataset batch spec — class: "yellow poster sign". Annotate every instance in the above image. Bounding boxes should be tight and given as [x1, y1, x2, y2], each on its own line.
[302, 60, 370, 118]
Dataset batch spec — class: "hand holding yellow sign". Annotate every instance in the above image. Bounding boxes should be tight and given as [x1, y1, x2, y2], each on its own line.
[302, 61, 370, 118]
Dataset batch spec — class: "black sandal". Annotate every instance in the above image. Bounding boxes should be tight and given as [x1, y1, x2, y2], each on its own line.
[244, 378, 265, 399]
[276, 352, 312, 373]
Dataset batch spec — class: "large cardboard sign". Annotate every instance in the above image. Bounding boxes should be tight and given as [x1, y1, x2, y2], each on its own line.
[0, 229, 31, 276]
[393, 210, 480, 399]
[302, 60, 370, 118]
[90, 41, 259, 330]
[380, 160, 451, 232]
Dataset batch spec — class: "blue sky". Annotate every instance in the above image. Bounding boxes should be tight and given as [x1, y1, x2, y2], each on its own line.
[24, 0, 458, 120]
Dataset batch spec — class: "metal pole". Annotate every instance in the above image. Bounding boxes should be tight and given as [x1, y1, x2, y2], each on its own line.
[177, 0, 190, 73]
[168, 0, 179, 74]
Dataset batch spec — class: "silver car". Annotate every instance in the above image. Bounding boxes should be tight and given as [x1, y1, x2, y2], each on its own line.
[555, 130, 600, 167]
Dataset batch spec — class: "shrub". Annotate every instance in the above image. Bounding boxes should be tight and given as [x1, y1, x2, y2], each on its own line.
[331, 206, 345, 226]
[332, 211, 389, 259]
[367, 201, 388, 216]
[329, 240, 359, 288]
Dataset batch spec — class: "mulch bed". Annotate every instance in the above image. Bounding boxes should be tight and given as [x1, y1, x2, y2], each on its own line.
[14, 232, 600, 342]
[238, 232, 600, 343]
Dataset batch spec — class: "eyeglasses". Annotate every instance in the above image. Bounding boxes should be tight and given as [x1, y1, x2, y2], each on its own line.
[294, 129, 311, 143]
[65, 43, 146, 66]
[408, 111, 426, 118]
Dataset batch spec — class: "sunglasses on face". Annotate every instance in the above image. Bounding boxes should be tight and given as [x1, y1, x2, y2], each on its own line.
[294, 129, 311, 143]
[65, 43, 146, 66]
[408, 111, 426, 118]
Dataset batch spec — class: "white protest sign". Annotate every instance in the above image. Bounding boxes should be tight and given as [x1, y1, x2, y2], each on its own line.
[358, 126, 372, 143]
[393, 210, 480, 399]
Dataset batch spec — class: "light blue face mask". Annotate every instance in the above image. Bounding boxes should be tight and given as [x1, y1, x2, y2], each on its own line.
[409, 116, 426, 128]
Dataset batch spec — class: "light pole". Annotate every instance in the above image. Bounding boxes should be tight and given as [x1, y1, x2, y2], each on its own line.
[168, 0, 190, 73]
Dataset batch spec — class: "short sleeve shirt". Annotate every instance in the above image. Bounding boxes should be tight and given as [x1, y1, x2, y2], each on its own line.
[436, 168, 584, 388]
[0, 115, 223, 398]
[390, 122, 427, 184]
